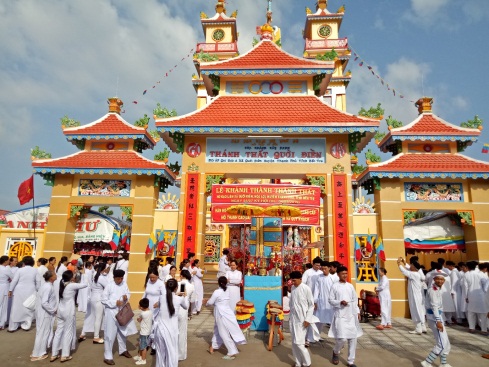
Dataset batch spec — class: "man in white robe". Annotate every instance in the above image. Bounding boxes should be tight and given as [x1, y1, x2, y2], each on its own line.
[463, 261, 487, 334]
[329, 261, 340, 283]
[446, 261, 461, 323]
[421, 272, 452, 367]
[398, 257, 426, 334]
[426, 263, 456, 324]
[101, 269, 137, 365]
[328, 266, 363, 367]
[304, 257, 322, 343]
[457, 262, 468, 322]
[289, 271, 318, 367]
[313, 261, 334, 333]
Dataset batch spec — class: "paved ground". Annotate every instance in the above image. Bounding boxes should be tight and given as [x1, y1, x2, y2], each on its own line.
[2, 284, 489, 366]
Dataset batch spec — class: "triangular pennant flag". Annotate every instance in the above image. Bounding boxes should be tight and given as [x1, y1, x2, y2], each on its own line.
[109, 229, 120, 251]
[376, 235, 386, 261]
[359, 61, 363, 66]
[143, 90, 147, 95]
[146, 230, 157, 255]
[354, 237, 362, 261]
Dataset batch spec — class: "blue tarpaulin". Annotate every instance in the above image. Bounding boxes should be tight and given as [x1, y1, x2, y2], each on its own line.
[243, 275, 282, 331]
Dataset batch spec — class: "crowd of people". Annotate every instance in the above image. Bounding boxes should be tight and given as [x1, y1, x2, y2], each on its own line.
[4, 248, 489, 366]
[0, 250, 245, 366]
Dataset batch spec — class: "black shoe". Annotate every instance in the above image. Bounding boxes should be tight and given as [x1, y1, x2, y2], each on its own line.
[103, 359, 115, 365]
[150, 349, 156, 355]
[119, 351, 132, 358]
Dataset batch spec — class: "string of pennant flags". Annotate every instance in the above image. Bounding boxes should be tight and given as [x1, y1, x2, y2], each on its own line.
[127, 48, 195, 107]
[348, 46, 489, 155]
[347, 46, 416, 104]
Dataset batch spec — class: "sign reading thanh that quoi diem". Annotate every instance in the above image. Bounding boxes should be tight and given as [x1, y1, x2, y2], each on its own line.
[206, 138, 326, 164]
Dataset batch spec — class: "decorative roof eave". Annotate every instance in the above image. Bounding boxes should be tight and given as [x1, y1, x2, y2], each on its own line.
[63, 113, 156, 149]
[158, 125, 378, 135]
[33, 166, 176, 182]
[358, 170, 489, 186]
[379, 135, 478, 152]
[330, 76, 351, 83]
[65, 134, 155, 149]
[161, 131, 179, 153]
[201, 68, 334, 76]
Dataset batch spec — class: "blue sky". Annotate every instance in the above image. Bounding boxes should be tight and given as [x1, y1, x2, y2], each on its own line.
[1, 0, 488, 212]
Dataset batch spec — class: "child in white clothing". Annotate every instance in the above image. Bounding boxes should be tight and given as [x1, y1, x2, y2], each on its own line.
[134, 298, 153, 365]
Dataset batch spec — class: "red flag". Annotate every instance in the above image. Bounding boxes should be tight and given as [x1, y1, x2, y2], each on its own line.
[18, 176, 34, 205]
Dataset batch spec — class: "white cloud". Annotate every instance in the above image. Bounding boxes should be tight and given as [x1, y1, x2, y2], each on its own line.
[403, 0, 453, 28]
[461, 0, 489, 22]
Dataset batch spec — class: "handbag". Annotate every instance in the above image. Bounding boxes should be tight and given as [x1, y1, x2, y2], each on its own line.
[116, 300, 134, 326]
[23, 293, 37, 311]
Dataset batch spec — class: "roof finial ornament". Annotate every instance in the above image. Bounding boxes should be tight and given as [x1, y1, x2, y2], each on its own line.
[107, 97, 123, 114]
[317, 0, 328, 11]
[415, 97, 433, 115]
[266, 0, 273, 24]
[260, 0, 274, 41]
[215, 1, 225, 14]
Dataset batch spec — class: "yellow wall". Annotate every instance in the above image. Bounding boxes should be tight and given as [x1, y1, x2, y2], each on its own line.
[0, 225, 46, 259]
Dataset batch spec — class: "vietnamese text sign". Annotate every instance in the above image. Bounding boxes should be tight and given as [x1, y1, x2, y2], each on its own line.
[206, 138, 326, 164]
[332, 174, 349, 265]
[183, 173, 199, 255]
[211, 204, 320, 225]
[212, 184, 321, 205]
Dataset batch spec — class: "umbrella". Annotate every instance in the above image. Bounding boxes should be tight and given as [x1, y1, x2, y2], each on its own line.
[226, 204, 265, 217]
[264, 205, 301, 218]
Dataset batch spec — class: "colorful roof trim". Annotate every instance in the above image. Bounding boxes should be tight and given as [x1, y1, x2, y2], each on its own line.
[200, 40, 334, 75]
[155, 95, 378, 131]
[378, 113, 480, 152]
[32, 150, 175, 181]
[63, 113, 156, 149]
[357, 153, 489, 184]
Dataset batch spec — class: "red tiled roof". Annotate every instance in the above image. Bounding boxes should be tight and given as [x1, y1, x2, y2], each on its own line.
[389, 113, 480, 137]
[63, 113, 155, 144]
[32, 150, 174, 177]
[200, 40, 333, 70]
[361, 153, 489, 177]
[155, 95, 378, 127]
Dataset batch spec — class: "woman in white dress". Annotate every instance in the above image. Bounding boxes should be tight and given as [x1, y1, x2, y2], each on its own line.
[37, 258, 49, 280]
[164, 266, 177, 284]
[225, 260, 242, 313]
[54, 256, 68, 302]
[78, 261, 94, 313]
[206, 276, 246, 360]
[8, 256, 40, 332]
[31, 271, 57, 361]
[178, 270, 194, 361]
[154, 278, 188, 367]
[0, 256, 13, 330]
[79, 262, 109, 344]
[375, 267, 392, 330]
[51, 270, 88, 362]
[144, 268, 165, 313]
[191, 259, 204, 315]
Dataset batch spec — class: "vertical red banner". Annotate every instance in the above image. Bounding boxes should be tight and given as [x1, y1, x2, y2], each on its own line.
[332, 173, 349, 265]
[183, 173, 199, 256]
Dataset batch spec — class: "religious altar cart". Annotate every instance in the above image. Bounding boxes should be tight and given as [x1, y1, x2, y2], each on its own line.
[245, 217, 283, 331]
[359, 289, 381, 322]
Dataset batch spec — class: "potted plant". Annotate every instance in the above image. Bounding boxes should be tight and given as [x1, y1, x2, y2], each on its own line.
[31, 146, 52, 160]
[461, 115, 483, 130]
[352, 164, 366, 179]
[374, 131, 386, 144]
[149, 130, 160, 142]
[358, 103, 385, 120]
[385, 115, 403, 130]
[350, 155, 358, 164]
[134, 114, 150, 129]
[365, 149, 381, 165]
[153, 103, 178, 119]
[60, 115, 80, 129]
[154, 148, 170, 163]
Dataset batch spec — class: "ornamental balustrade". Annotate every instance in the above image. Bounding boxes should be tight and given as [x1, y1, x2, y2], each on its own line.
[196, 41, 238, 53]
[305, 37, 348, 50]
